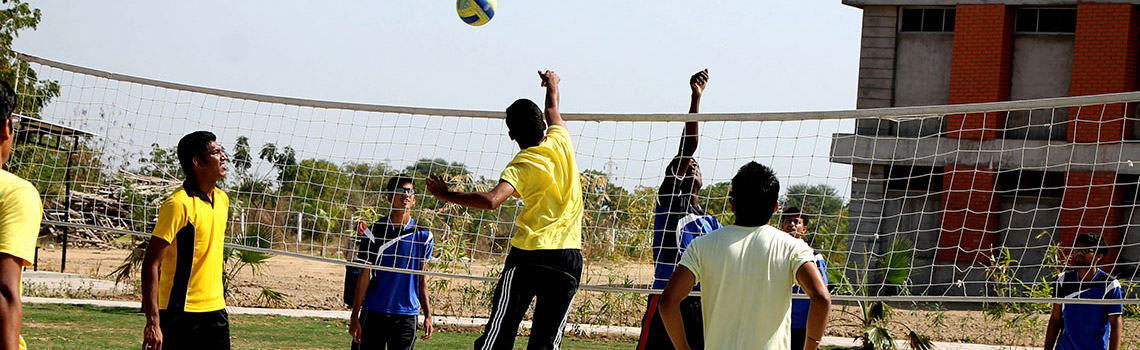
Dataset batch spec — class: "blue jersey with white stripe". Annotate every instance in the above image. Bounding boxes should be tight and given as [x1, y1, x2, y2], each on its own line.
[791, 250, 828, 330]
[354, 217, 434, 316]
[1054, 269, 1123, 350]
[652, 157, 722, 290]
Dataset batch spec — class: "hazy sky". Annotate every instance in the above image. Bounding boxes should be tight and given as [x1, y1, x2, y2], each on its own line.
[13, 1, 864, 190]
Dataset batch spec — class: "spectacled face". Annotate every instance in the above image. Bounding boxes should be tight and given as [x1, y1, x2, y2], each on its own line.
[1065, 245, 1100, 268]
[388, 183, 416, 210]
[782, 216, 807, 238]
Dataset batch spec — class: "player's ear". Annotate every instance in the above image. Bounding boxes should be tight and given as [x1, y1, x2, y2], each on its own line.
[728, 191, 736, 213]
[508, 130, 516, 141]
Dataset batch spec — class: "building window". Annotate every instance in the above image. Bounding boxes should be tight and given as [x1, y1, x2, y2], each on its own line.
[997, 170, 1065, 198]
[900, 8, 955, 32]
[1015, 8, 1077, 33]
[887, 166, 943, 192]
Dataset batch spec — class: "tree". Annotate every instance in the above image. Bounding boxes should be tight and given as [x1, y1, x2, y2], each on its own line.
[781, 183, 846, 220]
[139, 143, 182, 179]
[0, 0, 59, 119]
[258, 142, 297, 185]
[405, 158, 470, 179]
[231, 136, 252, 177]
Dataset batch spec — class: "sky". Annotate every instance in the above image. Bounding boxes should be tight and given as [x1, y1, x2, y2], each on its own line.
[13, 1, 864, 191]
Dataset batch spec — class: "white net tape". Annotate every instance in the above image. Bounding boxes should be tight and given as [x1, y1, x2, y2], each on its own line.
[11, 53, 1140, 305]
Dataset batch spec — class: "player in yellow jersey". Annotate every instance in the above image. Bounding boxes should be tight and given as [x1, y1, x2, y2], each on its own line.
[0, 80, 41, 350]
[141, 131, 231, 350]
[427, 70, 582, 350]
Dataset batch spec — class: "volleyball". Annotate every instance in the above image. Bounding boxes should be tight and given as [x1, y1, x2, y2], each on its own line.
[457, 0, 496, 26]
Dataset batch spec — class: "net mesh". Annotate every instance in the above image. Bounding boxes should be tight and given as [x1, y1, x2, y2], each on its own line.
[11, 53, 1140, 305]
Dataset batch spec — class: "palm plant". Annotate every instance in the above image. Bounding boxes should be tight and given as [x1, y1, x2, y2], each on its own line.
[832, 237, 934, 350]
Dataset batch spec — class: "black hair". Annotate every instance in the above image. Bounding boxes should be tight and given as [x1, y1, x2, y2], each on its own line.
[1074, 233, 1108, 257]
[177, 131, 217, 180]
[385, 173, 414, 193]
[730, 161, 780, 224]
[783, 206, 809, 226]
[0, 80, 16, 120]
[505, 98, 545, 148]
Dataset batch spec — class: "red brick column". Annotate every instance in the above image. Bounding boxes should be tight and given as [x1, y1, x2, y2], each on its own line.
[1060, 3, 1138, 268]
[938, 5, 1014, 263]
[938, 167, 1001, 262]
[1068, 3, 1139, 142]
[945, 4, 1014, 140]
[1060, 173, 1124, 265]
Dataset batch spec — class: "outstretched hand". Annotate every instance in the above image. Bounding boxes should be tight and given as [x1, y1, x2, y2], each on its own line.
[425, 174, 450, 200]
[538, 70, 560, 88]
[690, 68, 709, 97]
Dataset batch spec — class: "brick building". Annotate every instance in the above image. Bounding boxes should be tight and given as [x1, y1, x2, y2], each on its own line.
[831, 1, 1140, 294]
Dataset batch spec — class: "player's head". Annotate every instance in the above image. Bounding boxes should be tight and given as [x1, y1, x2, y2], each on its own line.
[680, 158, 703, 197]
[1068, 233, 1108, 268]
[728, 161, 780, 225]
[177, 130, 227, 184]
[0, 80, 18, 168]
[385, 173, 416, 211]
[506, 98, 546, 149]
[781, 206, 808, 239]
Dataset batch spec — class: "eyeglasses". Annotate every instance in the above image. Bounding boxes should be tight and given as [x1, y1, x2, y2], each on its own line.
[1073, 247, 1097, 254]
[393, 188, 415, 195]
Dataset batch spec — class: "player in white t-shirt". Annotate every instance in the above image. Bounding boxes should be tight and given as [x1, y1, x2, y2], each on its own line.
[659, 162, 831, 350]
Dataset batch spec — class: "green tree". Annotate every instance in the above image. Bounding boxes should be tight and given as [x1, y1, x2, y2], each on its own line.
[139, 143, 182, 179]
[0, 0, 59, 119]
[231, 136, 252, 177]
[258, 142, 297, 185]
[781, 183, 846, 219]
[405, 158, 469, 179]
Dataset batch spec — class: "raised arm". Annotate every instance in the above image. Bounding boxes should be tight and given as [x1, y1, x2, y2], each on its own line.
[538, 70, 565, 128]
[675, 69, 708, 176]
[426, 175, 516, 210]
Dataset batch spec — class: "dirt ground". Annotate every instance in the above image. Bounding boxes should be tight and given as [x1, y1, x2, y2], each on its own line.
[31, 247, 1140, 348]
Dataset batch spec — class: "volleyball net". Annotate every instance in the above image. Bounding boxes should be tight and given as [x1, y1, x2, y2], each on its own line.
[10, 53, 1140, 306]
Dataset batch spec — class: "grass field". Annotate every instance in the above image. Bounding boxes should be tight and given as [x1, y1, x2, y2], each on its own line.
[21, 303, 635, 350]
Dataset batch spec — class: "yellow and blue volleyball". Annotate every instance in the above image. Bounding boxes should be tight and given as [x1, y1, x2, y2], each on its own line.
[457, 0, 496, 26]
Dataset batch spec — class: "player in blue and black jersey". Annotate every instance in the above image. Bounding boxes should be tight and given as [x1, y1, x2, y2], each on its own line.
[781, 207, 829, 350]
[348, 174, 434, 350]
[1043, 233, 1123, 350]
[638, 69, 722, 350]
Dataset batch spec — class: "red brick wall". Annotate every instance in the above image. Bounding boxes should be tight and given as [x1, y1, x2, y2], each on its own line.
[938, 166, 1000, 262]
[939, 5, 1014, 262]
[1068, 3, 1139, 143]
[946, 5, 1014, 140]
[1059, 172, 1123, 265]
[1060, 3, 1138, 268]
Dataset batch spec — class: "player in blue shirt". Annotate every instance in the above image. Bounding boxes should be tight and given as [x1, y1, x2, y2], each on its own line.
[781, 207, 829, 350]
[348, 174, 434, 350]
[1043, 233, 1123, 350]
[638, 69, 723, 350]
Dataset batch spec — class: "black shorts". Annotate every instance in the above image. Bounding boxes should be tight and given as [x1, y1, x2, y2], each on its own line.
[637, 294, 703, 350]
[158, 309, 230, 350]
[357, 310, 418, 350]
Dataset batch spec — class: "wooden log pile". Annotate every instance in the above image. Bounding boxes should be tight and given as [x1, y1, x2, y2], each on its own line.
[41, 171, 180, 247]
